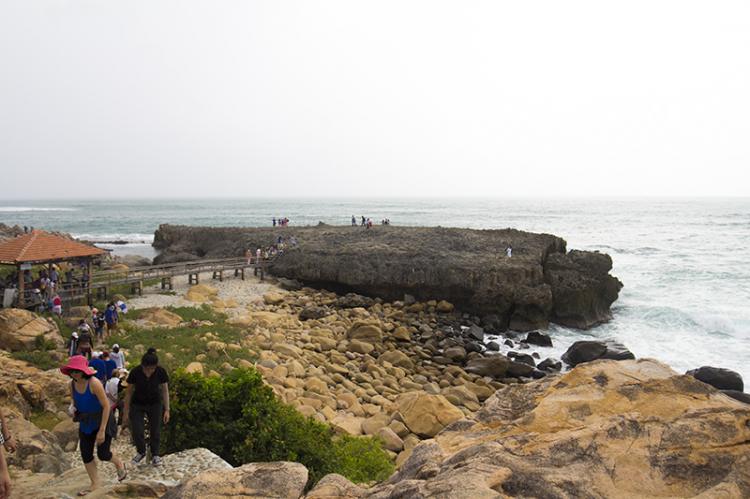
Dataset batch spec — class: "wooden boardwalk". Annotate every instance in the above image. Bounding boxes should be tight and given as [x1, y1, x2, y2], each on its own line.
[81, 254, 281, 301]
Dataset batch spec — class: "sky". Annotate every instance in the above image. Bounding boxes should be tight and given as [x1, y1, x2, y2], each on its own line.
[1, 1, 749, 199]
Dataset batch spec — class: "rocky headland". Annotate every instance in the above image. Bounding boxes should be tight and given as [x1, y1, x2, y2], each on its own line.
[153, 224, 623, 331]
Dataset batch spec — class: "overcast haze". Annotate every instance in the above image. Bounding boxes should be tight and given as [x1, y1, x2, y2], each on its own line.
[1, 1, 748, 199]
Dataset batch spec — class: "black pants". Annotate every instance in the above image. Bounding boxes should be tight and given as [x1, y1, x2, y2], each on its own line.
[113, 400, 124, 425]
[129, 402, 163, 457]
[79, 429, 113, 464]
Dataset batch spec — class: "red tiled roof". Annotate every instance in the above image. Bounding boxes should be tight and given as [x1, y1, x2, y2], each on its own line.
[0, 230, 107, 264]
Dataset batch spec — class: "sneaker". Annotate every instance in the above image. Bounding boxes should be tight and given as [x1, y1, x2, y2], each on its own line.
[131, 453, 146, 465]
[152, 456, 163, 467]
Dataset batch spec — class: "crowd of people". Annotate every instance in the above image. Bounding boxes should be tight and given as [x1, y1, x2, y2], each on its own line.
[352, 216, 391, 228]
[271, 217, 290, 227]
[1, 261, 96, 311]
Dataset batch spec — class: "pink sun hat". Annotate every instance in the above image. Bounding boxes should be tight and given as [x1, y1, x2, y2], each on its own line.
[60, 355, 95, 376]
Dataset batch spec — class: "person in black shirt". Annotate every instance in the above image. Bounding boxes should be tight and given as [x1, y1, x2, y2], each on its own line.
[122, 348, 170, 467]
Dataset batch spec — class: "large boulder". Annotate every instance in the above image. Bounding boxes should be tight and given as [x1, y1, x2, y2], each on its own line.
[119, 254, 152, 268]
[348, 321, 383, 345]
[3, 411, 71, 475]
[391, 392, 464, 438]
[0, 309, 63, 352]
[369, 359, 750, 499]
[464, 356, 509, 379]
[137, 307, 184, 326]
[561, 339, 635, 367]
[161, 461, 307, 499]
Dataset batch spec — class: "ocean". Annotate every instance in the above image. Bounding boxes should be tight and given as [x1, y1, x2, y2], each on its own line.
[2, 197, 749, 383]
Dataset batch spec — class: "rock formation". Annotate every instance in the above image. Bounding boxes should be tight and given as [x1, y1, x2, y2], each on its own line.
[0, 309, 64, 352]
[153, 224, 622, 330]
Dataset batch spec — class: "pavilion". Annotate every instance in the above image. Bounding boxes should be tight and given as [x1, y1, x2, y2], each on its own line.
[0, 230, 108, 307]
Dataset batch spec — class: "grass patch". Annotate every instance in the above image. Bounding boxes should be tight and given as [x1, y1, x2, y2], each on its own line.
[107, 304, 256, 373]
[29, 408, 62, 431]
[9, 350, 60, 371]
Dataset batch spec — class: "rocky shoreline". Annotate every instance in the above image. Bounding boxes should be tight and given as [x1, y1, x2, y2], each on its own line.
[3, 233, 750, 497]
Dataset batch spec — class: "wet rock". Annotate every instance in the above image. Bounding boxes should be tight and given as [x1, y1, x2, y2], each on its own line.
[561, 339, 635, 367]
[686, 366, 744, 392]
[521, 331, 553, 347]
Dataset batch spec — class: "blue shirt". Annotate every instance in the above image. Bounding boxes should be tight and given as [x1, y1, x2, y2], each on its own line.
[104, 308, 115, 323]
[103, 359, 116, 380]
[89, 358, 107, 383]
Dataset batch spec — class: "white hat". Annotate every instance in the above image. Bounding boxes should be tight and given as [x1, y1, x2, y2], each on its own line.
[72, 332, 78, 338]
[91, 351, 100, 358]
[113, 343, 119, 349]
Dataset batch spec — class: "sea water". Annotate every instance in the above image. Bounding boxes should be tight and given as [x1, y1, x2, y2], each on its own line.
[2, 197, 749, 382]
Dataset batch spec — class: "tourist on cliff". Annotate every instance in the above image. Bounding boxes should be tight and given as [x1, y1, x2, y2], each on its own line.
[507, 245, 512, 258]
[272, 217, 276, 227]
[246, 249, 253, 265]
[291, 235, 296, 248]
[62, 356, 127, 495]
[122, 348, 170, 467]
[351, 215, 356, 226]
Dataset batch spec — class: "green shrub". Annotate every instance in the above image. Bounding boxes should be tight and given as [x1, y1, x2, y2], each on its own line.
[333, 434, 394, 484]
[163, 367, 392, 488]
[35, 333, 58, 352]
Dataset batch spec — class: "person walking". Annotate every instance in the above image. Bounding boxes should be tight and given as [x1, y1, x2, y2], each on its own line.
[109, 344, 125, 370]
[61, 356, 127, 496]
[104, 304, 117, 339]
[122, 348, 170, 467]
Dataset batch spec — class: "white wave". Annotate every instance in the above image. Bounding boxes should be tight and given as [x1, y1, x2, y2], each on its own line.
[73, 233, 155, 244]
[0, 207, 77, 212]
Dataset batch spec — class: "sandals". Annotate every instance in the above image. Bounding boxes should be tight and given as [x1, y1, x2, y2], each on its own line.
[77, 489, 91, 496]
[118, 464, 128, 482]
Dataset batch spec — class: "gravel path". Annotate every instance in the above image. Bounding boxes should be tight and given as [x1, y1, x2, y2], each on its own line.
[124, 273, 277, 313]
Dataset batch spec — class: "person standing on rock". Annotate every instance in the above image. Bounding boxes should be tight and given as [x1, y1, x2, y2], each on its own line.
[506, 245, 512, 258]
[351, 215, 356, 226]
[122, 348, 170, 467]
[291, 235, 296, 248]
[61, 356, 127, 496]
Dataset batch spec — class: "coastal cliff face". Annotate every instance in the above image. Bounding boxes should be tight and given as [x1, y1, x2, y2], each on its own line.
[153, 224, 622, 330]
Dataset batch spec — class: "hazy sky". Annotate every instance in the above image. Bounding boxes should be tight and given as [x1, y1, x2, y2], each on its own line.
[1, 1, 748, 199]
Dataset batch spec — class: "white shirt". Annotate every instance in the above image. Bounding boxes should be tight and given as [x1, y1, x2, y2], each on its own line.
[105, 378, 120, 403]
[109, 350, 126, 369]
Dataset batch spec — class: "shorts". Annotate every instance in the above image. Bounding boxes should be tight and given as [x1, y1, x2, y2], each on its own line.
[107, 322, 116, 332]
[53, 305, 62, 314]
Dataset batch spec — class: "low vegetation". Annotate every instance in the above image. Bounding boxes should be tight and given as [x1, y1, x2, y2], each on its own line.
[163, 367, 394, 489]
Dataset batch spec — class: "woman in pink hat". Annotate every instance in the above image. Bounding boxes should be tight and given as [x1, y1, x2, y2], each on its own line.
[61, 356, 127, 495]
